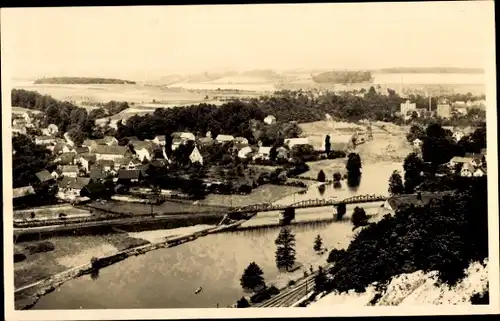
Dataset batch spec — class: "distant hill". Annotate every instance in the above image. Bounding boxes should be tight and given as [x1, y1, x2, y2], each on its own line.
[312, 70, 373, 84]
[34, 77, 136, 85]
[376, 67, 484, 74]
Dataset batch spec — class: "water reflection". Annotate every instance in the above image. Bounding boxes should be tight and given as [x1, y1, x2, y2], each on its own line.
[333, 182, 342, 189]
[90, 269, 99, 281]
[317, 184, 326, 196]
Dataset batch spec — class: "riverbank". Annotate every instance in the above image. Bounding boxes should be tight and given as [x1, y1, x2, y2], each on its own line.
[14, 222, 245, 310]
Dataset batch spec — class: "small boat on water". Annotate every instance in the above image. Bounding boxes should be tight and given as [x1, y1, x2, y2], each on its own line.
[195, 287, 203, 294]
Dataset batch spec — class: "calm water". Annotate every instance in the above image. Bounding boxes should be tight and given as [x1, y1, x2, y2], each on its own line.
[32, 162, 402, 309]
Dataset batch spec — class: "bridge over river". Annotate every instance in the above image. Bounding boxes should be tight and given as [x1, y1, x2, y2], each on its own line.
[234, 194, 387, 214]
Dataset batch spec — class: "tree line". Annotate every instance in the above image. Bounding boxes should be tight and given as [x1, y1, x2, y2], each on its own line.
[34, 77, 136, 85]
[312, 71, 373, 84]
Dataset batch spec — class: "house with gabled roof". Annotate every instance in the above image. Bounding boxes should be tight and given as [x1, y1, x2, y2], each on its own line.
[284, 138, 309, 149]
[13, 186, 36, 200]
[54, 152, 76, 165]
[74, 146, 90, 154]
[78, 153, 97, 173]
[89, 166, 106, 181]
[127, 159, 142, 170]
[95, 136, 118, 146]
[35, 136, 56, 146]
[93, 145, 129, 161]
[35, 170, 54, 183]
[171, 132, 196, 150]
[460, 163, 474, 177]
[185, 145, 203, 165]
[118, 169, 142, 183]
[130, 141, 156, 162]
[62, 165, 79, 178]
[253, 146, 272, 161]
[114, 156, 134, 171]
[238, 146, 253, 159]
[215, 134, 235, 144]
[97, 159, 115, 172]
[234, 137, 249, 147]
[153, 135, 167, 146]
[448, 156, 474, 169]
[473, 168, 486, 177]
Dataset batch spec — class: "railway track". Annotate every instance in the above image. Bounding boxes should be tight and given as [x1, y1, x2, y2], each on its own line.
[254, 274, 316, 308]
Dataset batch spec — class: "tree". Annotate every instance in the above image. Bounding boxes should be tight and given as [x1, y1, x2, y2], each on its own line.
[388, 170, 404, 195]
[346, 153, 362, 175]
[324, 135, 331, 154]
[313, 234, 323, 253]
[333, 172, 342, 182]
[336, 203, 346, 221]
[403, 152, 424, 193]
[317, 170, 326, 182]
[314, 266, 328, 293]
[269, 146, 278, 161]
[281, 207, 295, 225]
[240, 262, 266, 291]
[351, 207, 368, 228]
[236, 297, 250, 308]
[275, 227, 296, 272]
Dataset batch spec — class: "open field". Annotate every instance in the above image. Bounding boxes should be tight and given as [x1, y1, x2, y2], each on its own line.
[87, 199, 230, 215]
[199, 184, 305, 208]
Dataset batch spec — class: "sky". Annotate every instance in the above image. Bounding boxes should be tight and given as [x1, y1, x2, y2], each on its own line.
[1, 1, 495, 80]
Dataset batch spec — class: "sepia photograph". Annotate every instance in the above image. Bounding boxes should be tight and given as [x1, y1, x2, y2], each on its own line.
[1, 1, 498, 320]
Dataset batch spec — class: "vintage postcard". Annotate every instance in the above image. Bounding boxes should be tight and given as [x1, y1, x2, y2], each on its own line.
[2, 2, 498, 320]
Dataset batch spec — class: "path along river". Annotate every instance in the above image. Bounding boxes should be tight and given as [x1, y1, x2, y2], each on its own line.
[32, 162, 402, 309]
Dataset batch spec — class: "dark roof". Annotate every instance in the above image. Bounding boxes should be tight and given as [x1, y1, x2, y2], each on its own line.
[93, 145, 128, 155]
[62, 165, 79, 173]
[387, 192, 452, 212]
[126, 136, 140, 142]
[36, 170, 53, 182]
[97, 159, 115, 167]
[56, 153, 76, 165]
[79, 153, 97, 162]
[74, 146, 90, 154]
[131, 141, 155, 152]
[89, 167, 106, 179]
[82, 182, 106, 195]
[150, 159, 167, 167]
[118, 169, 142, 180]
[58, 176, 74, 189]
[69, 177, 91, 190]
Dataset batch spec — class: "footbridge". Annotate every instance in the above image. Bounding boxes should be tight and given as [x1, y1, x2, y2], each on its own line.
[234, 194, 387, 214]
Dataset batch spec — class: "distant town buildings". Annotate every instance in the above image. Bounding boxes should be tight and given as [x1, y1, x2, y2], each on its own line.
[400, 100, 417, 117]
[437, 103, 452, 119]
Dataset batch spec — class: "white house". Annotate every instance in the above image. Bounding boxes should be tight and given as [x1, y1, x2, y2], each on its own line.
[284, 138, 309, 149]
[452, 130, 465, 142]
[460, 163, 474, 177]
[35, 136, 56, 145]
[189, 146, 203, 165]
[413, 138, 423, 148]
[171, 132, 195, 150]
[253, 147, 272, 160]
[473, 168, 485, 177]
[238, 146, 253, 159]
[215, 134, 235, 144]
[400, 100, 417, 116]
[62, 165, 79, 178]
[153, 135, 166, 146]
[448, 156, 474, 169]
[264, 115, 276, 125]
[78, 153, 97, 173]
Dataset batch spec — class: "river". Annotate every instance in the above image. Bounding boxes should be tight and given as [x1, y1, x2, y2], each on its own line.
[32, 162, 402, 309]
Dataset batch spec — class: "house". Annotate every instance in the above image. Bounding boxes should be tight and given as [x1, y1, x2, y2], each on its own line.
[62, 144, 75, 154]
[234, 137, 249, 147]
[276, 146, 290, 159]
[412, 138, 423, 148]
[215, 134, 235, 144]
[171, 132, 196, 150]
[452, 129, 465, 142]
[238, 146, 253, 159]
[448, 156, 474, 169]
[460, 163, 474, 177]
[63, 132, 75, 147]
[118, 169, 142, 183]
[13, 186, 36, 200]
[35, 136, 56, 145]
[437, 104, 451, 118]
[114, 157, 134, 171]
[95, 136, 118, 146]
[46, 124, 59, 135]
[400, 100, 417, 116]
[97, 159, 115, 172]
[381, 192, 451, 215]
[68, 177, 91, 195]
[473, 168, 486, 177]
[61, 165, 79, 178]
[81, 182, 107, 198]
[12, 118, 28, 127]
[35, 170, 54, 183]
[89, 166, 106, 181]
[264, 115, 276, 125]
[51, 171, 60, 180]
[93, 145, 129, 161]
[454, 107, 468, 116]
[284, 138, 309, 149]
[153, 135, 167, 146]
[74, 146, 90, 154]
[130, 141, 156, 162]
[78, 153, 97, 172]
[54, 152, 76, 165]
[188, 145, 203, 165]
[198, 137, 214, 146]
[127, 159, 142, 170]
[58, 177, 91, 200]
[253, 147, 272, 161]
[12, 125, 27, 135]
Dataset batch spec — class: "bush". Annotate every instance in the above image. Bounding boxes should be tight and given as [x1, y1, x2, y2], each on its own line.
[236, 297, 250, 308]
[14, 253, 27, 263]
[317, 170, 326, 182]
[470, 290, 489, 305]
[327, 248, 347, 264]
[267, 285, 280, 295]
[351, 207, 369, 228]
[287, 279, 296, 286]
[250, 290, 271, 304]
[333, 172, 342, 182]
